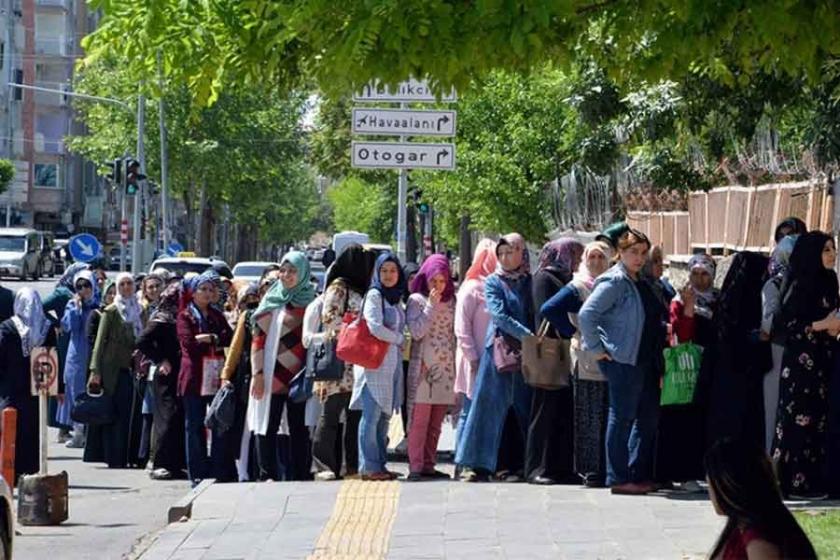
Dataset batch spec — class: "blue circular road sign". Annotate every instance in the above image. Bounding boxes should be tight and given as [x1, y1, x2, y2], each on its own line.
[69, 233, 102, 263]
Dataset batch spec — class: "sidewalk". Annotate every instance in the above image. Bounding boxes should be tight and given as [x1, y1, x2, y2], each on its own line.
[137, 477, 726, 560]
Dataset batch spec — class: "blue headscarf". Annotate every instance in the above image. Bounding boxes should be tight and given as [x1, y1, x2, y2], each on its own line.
[371, 252, 407, 305]
[57, 262, 89, 292]
[185, 269, 219, 293]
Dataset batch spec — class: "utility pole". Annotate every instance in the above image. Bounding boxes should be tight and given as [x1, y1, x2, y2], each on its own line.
[157, 50, 170, 250]
[396, 101, 408, 263]
[132, 95, 145, 274]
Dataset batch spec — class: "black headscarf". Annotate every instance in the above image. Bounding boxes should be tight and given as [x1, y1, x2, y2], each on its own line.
[324, 243, 373, 295]
[150, 282, 181, 325]
[774, 217, 807, 244]
[716, 252, 769, 342]
[779, 231, 839, 324]
[402, 262, 420, 303]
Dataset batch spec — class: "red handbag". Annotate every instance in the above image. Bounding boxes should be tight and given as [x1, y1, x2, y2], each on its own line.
[336, 298, 390, 370]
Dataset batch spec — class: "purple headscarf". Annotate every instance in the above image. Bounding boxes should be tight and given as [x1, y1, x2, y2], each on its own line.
[409, 254, 455, 302]
[537, 238, 585, 283]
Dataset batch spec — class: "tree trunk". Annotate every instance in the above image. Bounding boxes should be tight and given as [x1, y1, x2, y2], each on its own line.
[406, 202, 417, 264]
[458, 214, 471, 282]
[182, 185, 194, 251]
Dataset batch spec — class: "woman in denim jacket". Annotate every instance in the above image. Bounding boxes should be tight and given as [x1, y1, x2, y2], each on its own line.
[578, 229, 666, 495]
[456, 233, 535, 482]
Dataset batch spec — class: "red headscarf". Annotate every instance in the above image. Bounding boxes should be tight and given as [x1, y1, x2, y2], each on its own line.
[463, 238, 498, 282]
[409, 254, 455, 302]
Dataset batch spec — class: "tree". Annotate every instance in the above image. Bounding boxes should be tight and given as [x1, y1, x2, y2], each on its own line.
[0, 160, 16, 196]
[326, 177, 395, 245]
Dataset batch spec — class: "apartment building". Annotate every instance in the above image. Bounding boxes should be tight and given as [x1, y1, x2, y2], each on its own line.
[0, 0, 102, 235]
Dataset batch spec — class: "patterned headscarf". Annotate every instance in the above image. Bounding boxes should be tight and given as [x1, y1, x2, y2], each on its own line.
[687, 253, 719, 319]
[57, 262, 89, 292]
[150, 282, 181, 325]
[463, 239, 498, 283]
[573, 241, 614, 290]
[73, 269, 101, 309]
[410, 254, 455, 302]
[252, 251, 316, 323]
[688, 253, 716, 279]
[537, 238, 584, 283]
[12, 288, 51, 357]
[370, 252, 407, 305]
[495, 233, 530, 280]
[113, 272, 143, 337]
[769, 234, 798, 278]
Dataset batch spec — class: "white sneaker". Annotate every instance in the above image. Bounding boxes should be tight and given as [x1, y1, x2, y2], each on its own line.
[315, 471, 337, 481]
[65, 435, 85, 449]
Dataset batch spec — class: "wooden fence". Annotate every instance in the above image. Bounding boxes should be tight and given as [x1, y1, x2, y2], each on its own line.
[626, 181, 833, 256]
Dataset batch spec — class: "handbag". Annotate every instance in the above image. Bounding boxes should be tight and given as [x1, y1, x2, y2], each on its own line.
[661, 342, 703, 406]
[336, 295, 389, 370]
[288, 367, 314, 404]
[71, 389, 116, 425]
[493, 331, 522, 373]
[205, 383, 236, 433]
[307, 338, 345, 381]
[201, 351, 225, 397]
[522, 320, 571, 390]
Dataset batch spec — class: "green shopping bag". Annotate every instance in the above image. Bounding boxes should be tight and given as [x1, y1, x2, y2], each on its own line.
[661, 342, 703, 406]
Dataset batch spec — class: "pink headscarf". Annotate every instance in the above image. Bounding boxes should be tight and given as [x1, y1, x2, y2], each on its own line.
[463, 239, 498, 282]
[410, 254, 455, 302]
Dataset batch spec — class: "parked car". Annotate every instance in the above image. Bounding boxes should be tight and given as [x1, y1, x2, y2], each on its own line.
[0, 228, 42, 280]
[36, 231, 56, 278]
[232, 261, 279, 283]
[149, 256, 232, 278]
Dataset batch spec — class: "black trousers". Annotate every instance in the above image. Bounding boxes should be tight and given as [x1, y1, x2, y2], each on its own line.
[312, 392, 360, 477]
[255, 393, 312, 481]
[495, 408, 525, 475]
[525, 386, 575, 480]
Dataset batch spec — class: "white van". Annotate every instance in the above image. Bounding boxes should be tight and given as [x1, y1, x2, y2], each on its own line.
[0, 228, 42, 280]
[332, 231, 370, 257]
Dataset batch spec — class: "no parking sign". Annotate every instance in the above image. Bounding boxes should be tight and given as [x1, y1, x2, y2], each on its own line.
[30, 347, 58, 396]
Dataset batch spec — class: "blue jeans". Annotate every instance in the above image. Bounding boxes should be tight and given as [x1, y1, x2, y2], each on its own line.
[599, 360, 659, 486]
[357, 386, 390, 474]
[183, 394, 229, 485]
[454, 395, 472, 457]
[455, 347, 532, 472]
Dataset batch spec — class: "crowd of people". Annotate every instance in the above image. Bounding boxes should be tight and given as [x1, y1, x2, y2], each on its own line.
[0, 218, 835, 557]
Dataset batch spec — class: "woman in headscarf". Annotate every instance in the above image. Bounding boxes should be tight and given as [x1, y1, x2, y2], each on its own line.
[86, 278, 115, 359]
[658, 253, 719, 490]
[454, 240, 497, 458]
[138, 273, 164, 314]
[524, 238, 584, 485]
[56, 269, 100, 448]
[247, 251, 314, 482]
[771, 231, 840, 500]
[43, 261, 88, 441]
[578, 229, 665, 495]
[774, 216, 807, 244]
[135, 282, 186, 480]
[456, 233, 535, 483]
[404, 254, 457, 481]
[397, 261, 421, 451]
[177, 270, 234, 485]
[84, 272, 145, 469]
[220, 281, 260, 481]
[0, 288, 55, 475]
[311, 244, 372, 481]
[136, 272, 165, 467]
[349, 252, 407, 481]
[760, 235, 798, 453]
[541, 240, 614, 487]
[641, 245, 676, 305]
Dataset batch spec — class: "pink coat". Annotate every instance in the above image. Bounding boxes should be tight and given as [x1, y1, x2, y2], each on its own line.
[454, 278, 491, 399]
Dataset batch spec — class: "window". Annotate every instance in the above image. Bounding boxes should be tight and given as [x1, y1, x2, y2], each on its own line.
[0, 236, 26, 252]
[34, 163, 58, 188]
[13, 69, 22, 101]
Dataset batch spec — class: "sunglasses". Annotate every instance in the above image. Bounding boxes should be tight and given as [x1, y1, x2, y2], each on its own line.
[76, 281, 93, 289]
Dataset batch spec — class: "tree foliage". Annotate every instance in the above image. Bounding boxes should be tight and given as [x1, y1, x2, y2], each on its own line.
[0, 160, 14, 196]
[326, 177, 395, 245]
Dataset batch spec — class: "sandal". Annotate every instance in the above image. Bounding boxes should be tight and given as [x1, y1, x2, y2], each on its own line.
[361, 472, 392, 482]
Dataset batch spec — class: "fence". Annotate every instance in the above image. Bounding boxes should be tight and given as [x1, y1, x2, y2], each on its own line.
[626, 181, 834, 256]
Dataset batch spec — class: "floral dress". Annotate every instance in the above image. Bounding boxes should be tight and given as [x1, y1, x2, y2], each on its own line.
[406, 294, 456, 409]
[315, 279, 362, 399]
[771, 314, 833, 496]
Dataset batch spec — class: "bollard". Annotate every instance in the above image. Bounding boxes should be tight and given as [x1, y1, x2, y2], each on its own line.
[18, 470, 68, 526]
[0, 408, 16, 490]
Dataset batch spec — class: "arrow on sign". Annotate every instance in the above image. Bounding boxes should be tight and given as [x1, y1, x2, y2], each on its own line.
[436, 149, 450, 166]
[77, 240, 94, 257]
[357, 115, 368, 127]
[437, 115, 450, 131]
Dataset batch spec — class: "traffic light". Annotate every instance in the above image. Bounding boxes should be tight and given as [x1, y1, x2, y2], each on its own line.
[124, 158, 146, 196]
[104, 158, 123, 187]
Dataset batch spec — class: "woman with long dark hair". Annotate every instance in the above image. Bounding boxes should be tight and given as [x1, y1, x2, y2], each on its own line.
[771, 231, 840, 499]
[706, 438, 816, 559]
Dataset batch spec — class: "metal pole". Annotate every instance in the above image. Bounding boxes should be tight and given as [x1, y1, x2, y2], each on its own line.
[120, 189, 127, 272]
[397, 103, 408, 262]
[132, 94, 145, 274]
[39, 391, 47, 474]
[157, 51, 170, 250]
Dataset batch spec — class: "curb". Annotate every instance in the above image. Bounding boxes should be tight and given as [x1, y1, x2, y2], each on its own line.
[167, 478, 215, 524]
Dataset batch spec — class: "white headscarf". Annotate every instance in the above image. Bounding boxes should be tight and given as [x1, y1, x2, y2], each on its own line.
[12, 288, 51, 357]
[113, 272, 143, 337]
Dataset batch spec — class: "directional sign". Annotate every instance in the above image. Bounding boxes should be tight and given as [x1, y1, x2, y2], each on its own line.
[166, 240, 184, 257]
[353, 78, 457, 103]
[68, 233, 101, 263]
[351, 142, 455, 170]
[352, 108, 456, 137]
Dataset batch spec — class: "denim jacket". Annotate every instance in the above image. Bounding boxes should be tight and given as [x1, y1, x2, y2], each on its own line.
[483, 273, 534, 348]
[577, 261, 644, 366]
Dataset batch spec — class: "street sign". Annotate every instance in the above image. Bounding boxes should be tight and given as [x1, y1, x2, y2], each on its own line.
[166, 241, 184, 257]
[352, 142, 456, 170]
[353, 78, 457, 103]
[352, 108, 456, 137]
[68, 233, 101, 263]
[30, 346, 58, 396]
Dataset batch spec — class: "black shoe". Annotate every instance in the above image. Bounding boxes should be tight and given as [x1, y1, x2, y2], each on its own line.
[422, 469, 451, 480]
[406, 472, 423, 482]
[584, 473, 606, 488]
[529, 476, 558, 486]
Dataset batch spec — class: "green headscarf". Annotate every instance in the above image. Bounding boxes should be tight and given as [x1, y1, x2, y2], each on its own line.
[101, 278, 116, 308]
[252, 251, 315, 323]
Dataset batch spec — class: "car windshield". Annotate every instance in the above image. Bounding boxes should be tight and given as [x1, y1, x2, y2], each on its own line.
[233, 264, 268, 277]
[0, 236, 26, 252]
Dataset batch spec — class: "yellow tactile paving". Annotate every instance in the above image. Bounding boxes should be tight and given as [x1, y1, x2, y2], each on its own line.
[307, 479, 401, 560]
